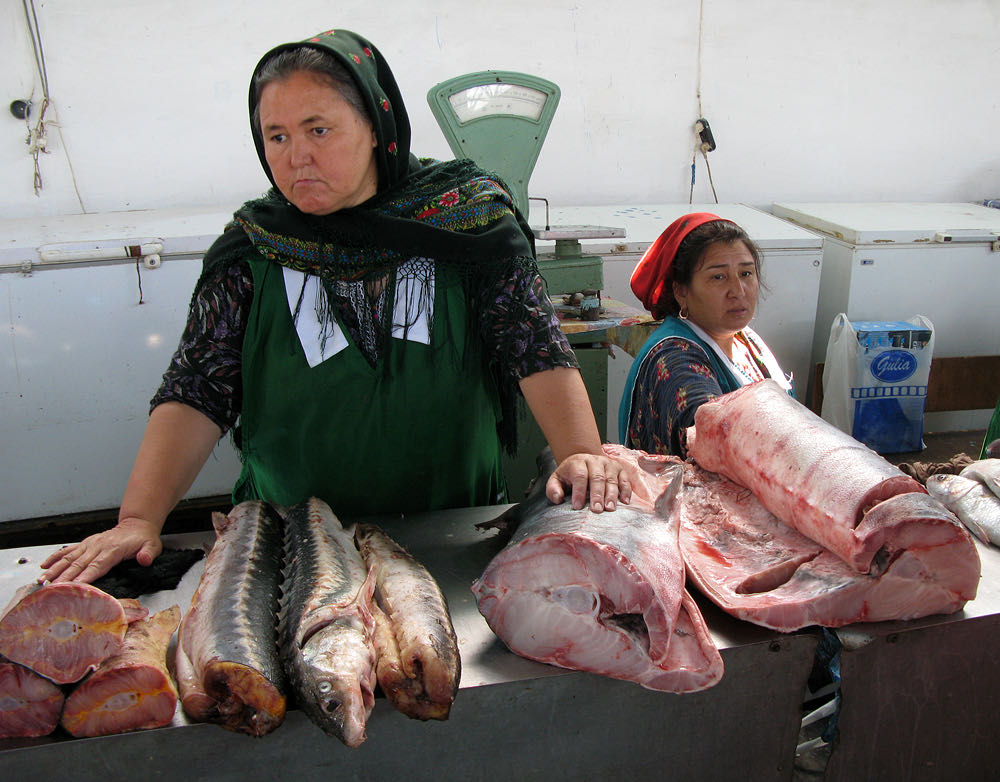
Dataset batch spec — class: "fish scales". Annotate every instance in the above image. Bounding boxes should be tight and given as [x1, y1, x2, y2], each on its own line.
[278, 498, 376, 748]
[355, 524, 460, 720]
[176, 500, 286, 736]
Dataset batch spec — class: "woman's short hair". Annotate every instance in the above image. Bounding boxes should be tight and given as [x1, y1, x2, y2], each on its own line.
[655, 220, 763, 317]
[251, 46, 370, 132]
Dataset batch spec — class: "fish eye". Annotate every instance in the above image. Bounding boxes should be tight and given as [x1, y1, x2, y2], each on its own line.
[318, 681, 332, 693]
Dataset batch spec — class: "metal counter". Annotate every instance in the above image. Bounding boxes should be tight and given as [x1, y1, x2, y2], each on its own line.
[0, 503, 818, 781]
[826, 538, 1000, 781]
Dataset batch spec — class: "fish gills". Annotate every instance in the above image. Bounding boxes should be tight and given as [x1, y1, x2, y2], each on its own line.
[61, 605, 181, 737]
[279, 498, 376, 748]
[176, 501, 286, 736]
[0, 660, 64, 738]
[355, 524, 461, 720]
[0, 582, 128, 684]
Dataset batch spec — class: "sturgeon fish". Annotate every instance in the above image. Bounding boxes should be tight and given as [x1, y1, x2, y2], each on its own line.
[681, 463, 980, 631]
[688, 380, 940, 574]
[355, 524, 460, 721]
[175, 501, 286, 736]
[61, 605, 181, 737]
[278, 498, 376, 748]
[0, 660, 65, 738]
[472, 446, 723, 694]
[0, 582, 130, 684]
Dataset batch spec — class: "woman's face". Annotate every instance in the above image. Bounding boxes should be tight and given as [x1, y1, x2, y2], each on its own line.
[259, 70, 378, 215]
[673, 240, 759, 340]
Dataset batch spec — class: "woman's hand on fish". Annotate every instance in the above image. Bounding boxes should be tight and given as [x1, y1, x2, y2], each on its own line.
[38, 518, 163, 584]
[546, 453, 634, 512]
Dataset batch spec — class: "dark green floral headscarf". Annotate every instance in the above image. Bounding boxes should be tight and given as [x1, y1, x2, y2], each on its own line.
[249, 28, 415, 192]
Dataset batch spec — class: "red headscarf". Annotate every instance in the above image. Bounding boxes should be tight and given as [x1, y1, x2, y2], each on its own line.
[630, 212, 732, 317]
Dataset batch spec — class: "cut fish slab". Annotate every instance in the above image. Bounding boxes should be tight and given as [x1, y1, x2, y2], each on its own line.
[0, 660, 65, 738]
[61, 606, 181, 737]
[0, 582, 129, 684]
[473, 450, 722, 694]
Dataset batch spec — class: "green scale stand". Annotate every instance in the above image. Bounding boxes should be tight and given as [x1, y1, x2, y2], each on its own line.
[428, 72, 624, 495]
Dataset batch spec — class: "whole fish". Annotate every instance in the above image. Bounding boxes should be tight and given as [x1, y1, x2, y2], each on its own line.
[958, 458, 1000, 499]
[355, 524, 460, 721]
[927, 472, 1000, 546]
[473, 446, 723, 694]
[0, 660, 64, 738]
[278, 498, 376, 749]
[175, 501, 286, 736]
[0, 582, 129, 684]
[61, 606, 181, 737]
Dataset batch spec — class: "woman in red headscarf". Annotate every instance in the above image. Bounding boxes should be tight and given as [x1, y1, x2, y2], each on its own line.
[618, 213, 792, 456]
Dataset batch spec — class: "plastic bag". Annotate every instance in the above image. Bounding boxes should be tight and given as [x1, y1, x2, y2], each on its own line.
[821, 314, 934, 453]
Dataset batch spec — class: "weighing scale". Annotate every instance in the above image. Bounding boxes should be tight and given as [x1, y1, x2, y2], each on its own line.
[428, 72, 637, 494]
[426, 71, 623, 297]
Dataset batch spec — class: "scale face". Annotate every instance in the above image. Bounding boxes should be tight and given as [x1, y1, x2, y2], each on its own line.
[427, 71, 560, 218]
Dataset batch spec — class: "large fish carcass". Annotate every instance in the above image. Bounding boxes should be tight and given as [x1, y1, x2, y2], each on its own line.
[472, 446, 723, 694]
[681, 380, 981, 630]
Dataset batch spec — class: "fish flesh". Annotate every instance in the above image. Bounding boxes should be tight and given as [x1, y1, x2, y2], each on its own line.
[278, 498, 376, 748]
[681, 464, 981, 631]
[472, 446, 723, 694]
[0, 582, 129, 684]
[61, 606, 181, 737]
[687, 380, 935, 574]
[0, 660, 65, 738]
[176, 501, 286, 736]
[927, 473, 1000, 546]
[355, 524, 460, 721]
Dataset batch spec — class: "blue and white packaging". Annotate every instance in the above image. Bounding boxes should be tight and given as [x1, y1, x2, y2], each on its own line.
[821, 314, 934, 453]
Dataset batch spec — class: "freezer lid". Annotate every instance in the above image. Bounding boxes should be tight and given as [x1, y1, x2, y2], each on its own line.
[533, 203, 824, 254]
[772, 202, 1000, 245]
[0, 206, 235, 267]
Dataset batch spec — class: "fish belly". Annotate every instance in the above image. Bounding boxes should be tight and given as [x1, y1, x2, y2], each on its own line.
[0, 582, 128, 684]
[176, 501, 286, 736]
[61, 606, 180, 737]
[355, 524, 460, 720]
[0, 660, 65, 738]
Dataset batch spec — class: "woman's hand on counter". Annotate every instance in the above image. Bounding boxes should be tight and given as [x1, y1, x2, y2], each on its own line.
[38, 518, 163, 584]
[546, 452, 634, 512]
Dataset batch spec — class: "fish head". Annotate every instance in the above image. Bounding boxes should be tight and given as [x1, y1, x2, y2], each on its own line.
[298, 624, 376, 748]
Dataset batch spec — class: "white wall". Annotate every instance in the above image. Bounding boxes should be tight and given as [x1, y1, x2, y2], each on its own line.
[3, 0, 999, 220]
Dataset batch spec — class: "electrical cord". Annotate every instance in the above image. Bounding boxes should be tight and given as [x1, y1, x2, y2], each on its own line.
[22, 0, 86, 210]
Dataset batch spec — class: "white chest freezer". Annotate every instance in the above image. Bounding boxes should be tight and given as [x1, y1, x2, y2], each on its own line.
[0, 207, 241, 523]
[534, 204, 825, 441]
[772, 202, 1000, 430]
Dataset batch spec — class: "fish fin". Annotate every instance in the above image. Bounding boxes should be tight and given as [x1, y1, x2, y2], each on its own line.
[118, 598, 149, 624]
[211, 511, 230, 535]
